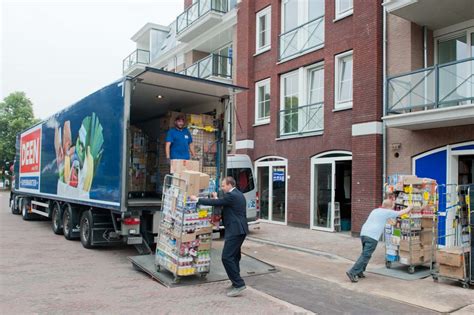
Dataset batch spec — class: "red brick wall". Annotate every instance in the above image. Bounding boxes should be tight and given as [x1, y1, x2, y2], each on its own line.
[236, 0, 383, 230]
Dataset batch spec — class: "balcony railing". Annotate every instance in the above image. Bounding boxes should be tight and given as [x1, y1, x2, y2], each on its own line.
[176, 0, 228, 34]
[279, 102, 324, 136]
[387, 57, 474, 114]
[279, 15, 325, 61]
[122, 49, 150, 74]
[179, 54, 232, 80]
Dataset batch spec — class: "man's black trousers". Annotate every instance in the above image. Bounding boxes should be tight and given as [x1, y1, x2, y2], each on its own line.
[222, 234, 246, 288]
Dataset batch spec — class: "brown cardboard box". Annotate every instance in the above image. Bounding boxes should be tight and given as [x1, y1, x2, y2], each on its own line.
[198, 242, 211, 250]
[179, 170, 202, 196]
[439, 264, 466, 279]
[179, 231, 197, 243]
[402, 175, 424, 185]
[196, 226, 213, 235]
[202, 114, 214, 127]
[187, 114, 203, 126]
[421, 217, 434, 229]
[170, 159, 200, 174]
[399, 240, 422, 252]
[420, 230, 434, 246]
[399, 249, 425, 264]
[436, 247, 469, 267]
[199, 173, 210, 190]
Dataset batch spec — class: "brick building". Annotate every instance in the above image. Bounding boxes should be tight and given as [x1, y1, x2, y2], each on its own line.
[382, 1, 473, 236]
[234, 0, 384, 233]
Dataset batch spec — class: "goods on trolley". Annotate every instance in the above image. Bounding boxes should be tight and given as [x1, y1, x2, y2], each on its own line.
[155, 174, 214, 283]
[432, 184, 471, 288]
[384, 175, 437, 274]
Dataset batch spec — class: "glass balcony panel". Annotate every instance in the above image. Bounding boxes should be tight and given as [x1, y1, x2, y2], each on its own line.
[199, 55, 213, 78]
[122, 49, 150, 74]
[438, 59, 474, 107]
[387, 58, 473, 114]
[279, 16, 324, 60]
[279, 103, 324, 136]
[176, 0, 228, 34]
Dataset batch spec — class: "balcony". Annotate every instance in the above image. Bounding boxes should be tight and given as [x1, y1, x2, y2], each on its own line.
[179, 54, 232, 83]
[279, 15, 325, 61]
[383, 0, 473, 30]
[384, 57, 474, 130]
[176, 0, 228, 42]
[123, 49, 150, 76]
[279, 102, 324, 137]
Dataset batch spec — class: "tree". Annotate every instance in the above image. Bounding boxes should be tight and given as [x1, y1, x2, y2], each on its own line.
[0, 92, 39, 169]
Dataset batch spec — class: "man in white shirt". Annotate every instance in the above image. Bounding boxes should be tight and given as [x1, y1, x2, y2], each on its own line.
[346, 199, 412, 282]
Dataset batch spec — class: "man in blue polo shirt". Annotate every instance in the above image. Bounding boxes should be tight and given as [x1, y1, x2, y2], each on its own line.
[165, 114, 195, 161]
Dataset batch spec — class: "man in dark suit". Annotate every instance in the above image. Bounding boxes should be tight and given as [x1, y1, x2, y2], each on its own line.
[190, 176, 249, 297]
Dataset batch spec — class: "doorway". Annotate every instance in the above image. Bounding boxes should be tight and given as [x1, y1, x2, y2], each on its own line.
[256, 157, 287, 224]
[311, 152, 352, 232]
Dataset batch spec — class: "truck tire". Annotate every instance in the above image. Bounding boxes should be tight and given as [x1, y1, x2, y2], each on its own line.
[10, 197, 20, 215]
[51, 202, 63, 235]
[21, 198, 34, 221]
[63, 204, 79, 240]
[80, 210, 94, 249]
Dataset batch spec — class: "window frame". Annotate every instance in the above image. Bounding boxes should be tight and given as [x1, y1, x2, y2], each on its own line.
[255, 78, 271, 125]
[335, 0, 353, 21]
[256, 6, 272, 55]
[334, 50, 353, 110]
[280, 62, 325, 136]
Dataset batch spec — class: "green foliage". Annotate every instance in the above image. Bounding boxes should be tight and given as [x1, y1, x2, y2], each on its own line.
[0, 92, 39, 167]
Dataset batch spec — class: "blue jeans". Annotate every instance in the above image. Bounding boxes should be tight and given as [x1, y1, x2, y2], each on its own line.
[349, 236, 378, 276]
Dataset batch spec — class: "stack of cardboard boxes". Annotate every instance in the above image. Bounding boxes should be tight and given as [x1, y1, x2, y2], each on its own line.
[170, 159, 211, 196]
[129, 126, 148, 192]
[436, 247, 470, 280]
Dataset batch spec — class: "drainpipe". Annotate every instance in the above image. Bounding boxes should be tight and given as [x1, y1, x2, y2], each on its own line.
[423, 26, 428, 68]
[382, 5, 388, 198]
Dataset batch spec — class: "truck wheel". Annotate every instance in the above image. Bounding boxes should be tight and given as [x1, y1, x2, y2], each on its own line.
[51, 202, 63, 235]
[10, 197, 20, 215]
[63, 204, 78, 240]
[80, 210, 94, 249]
[21, 198, 33, 221]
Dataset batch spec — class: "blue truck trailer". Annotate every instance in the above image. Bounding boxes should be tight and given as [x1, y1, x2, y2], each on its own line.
[9, 68, 245, 252]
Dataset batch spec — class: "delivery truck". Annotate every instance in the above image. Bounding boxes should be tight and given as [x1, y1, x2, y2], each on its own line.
[9, 68, 253, 253]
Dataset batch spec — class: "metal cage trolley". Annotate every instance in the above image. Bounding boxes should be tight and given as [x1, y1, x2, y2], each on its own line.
[385, 175, 438, 274]
[432, 184, 471, 288]
[155, 175, 213, 283]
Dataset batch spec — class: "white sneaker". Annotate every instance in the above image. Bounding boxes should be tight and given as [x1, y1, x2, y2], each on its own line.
[226, 286, 246, 297]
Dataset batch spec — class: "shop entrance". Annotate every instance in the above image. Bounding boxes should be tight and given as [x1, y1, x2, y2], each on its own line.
[256, 157, 287, 224]
[311, 152, 352, 232]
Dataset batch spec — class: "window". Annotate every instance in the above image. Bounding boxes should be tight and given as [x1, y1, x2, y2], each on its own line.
[255, 78, 271, 124]
[280, 63, 324, 136]
[280, 0, 325, 60]
[256, 6, 271, 54]
[335, 0, 353, 20]
[282, 0, 324, 32]
[334, 51, 353, 109]
[227, 168, 255, 193]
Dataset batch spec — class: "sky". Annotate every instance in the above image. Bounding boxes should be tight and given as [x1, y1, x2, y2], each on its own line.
[1, 0, 183, 119]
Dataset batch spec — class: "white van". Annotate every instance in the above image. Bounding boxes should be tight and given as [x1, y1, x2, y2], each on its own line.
[227, 154, 258, 224]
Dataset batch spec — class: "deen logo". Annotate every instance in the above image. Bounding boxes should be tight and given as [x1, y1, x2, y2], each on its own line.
[20, 128, 41, 174]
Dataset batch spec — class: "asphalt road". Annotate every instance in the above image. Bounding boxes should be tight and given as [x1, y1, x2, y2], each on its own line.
[0, 191, 439, 314]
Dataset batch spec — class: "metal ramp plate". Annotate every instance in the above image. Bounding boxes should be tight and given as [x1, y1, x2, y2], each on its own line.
[129, 247, 277, 288]
[368, 264, 432, 281]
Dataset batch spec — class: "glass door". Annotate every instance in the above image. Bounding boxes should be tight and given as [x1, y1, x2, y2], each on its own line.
[271, 166, 286, 222]
[312, 161, 335, 231]
[256, 161, 287, 224]
[257, 166, 270, 220]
